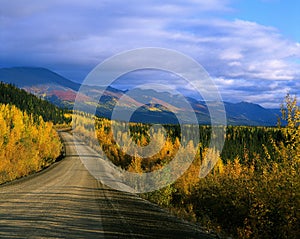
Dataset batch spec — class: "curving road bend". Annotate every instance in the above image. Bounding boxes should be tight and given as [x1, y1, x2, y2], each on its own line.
[0, 132, 215, 239]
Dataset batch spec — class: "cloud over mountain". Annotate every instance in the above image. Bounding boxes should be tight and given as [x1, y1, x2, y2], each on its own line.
[1, 0, 299, 108]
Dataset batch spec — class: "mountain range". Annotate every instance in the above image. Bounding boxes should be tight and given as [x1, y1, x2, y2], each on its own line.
[0, 67, 281, 126]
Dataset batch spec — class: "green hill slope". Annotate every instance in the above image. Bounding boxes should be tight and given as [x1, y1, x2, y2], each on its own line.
[0, 82, 70, 124]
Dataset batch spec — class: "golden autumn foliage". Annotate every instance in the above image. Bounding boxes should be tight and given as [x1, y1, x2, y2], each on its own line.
[0, 104, 62, 184]
[72, 113, 182, 172]
[154, 95, 300, 239]
[73, 95, 300, 239]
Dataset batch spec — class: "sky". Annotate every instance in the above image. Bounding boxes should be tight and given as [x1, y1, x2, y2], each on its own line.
[1, 0, 300, 108]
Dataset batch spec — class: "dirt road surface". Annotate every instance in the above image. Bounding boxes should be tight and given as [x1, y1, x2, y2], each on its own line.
[0, 132, 215, 238]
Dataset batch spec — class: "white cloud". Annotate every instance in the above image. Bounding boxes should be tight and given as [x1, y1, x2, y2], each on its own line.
[1, 0, 299, 107]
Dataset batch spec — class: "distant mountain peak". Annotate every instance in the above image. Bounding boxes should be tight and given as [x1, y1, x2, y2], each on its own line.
[0, 66, 281, 126]
[0, 66, 80, 91]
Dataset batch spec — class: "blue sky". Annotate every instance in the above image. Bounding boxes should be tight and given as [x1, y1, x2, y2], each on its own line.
[232, 0, 300, 41]
[1, 0, 299, 107]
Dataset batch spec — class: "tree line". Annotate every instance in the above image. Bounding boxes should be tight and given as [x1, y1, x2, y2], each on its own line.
[0, 104, 62, 184]
[0, 82, 68, 184]
[0, 82, 71, 124]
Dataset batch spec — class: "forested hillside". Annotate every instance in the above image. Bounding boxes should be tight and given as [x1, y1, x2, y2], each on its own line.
[0, 82, 69, 184]
[0, 104, 62, 184]
[0, 82, 70, 124]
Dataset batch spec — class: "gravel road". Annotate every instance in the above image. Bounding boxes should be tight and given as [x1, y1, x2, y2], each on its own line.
[0, 132, 215, 239]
